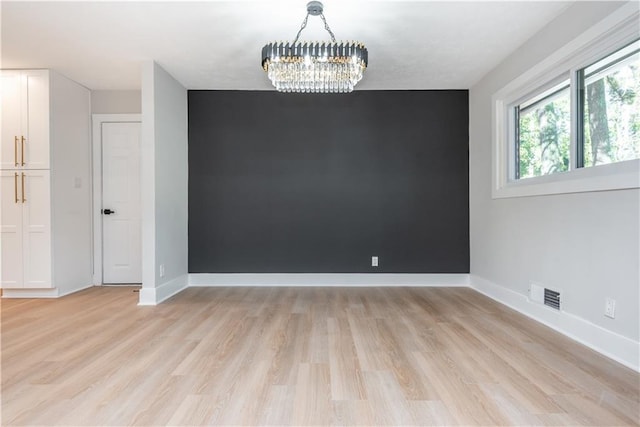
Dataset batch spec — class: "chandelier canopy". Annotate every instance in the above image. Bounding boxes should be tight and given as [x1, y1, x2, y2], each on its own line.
[261, 1, 368, 93]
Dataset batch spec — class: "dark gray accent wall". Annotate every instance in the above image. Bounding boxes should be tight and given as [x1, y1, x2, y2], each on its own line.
[188, 90, 469, 273]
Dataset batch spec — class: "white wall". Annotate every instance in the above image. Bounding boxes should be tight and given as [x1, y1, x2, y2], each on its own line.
[469, 1, 639, 369]
[91, 90, 141, 114]
[139, 61, 188, 305]
[50, 71, 93, 295]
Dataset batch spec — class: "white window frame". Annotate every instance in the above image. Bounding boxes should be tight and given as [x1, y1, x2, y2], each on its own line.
[492, 3, 640, 199]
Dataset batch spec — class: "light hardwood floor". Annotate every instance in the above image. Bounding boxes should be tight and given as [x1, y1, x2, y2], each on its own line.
[1, 286, 638, 426]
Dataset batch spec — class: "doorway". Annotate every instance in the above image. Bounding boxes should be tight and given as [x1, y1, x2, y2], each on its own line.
[92, 115, 142, 285]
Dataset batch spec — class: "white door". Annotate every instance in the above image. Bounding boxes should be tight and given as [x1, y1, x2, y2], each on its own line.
[1, 71, 22, 170]
[0, 170, 51, 288]
[102, 122, 141, 284]
[22, 70, 50, 170]
[0, 171, 24, 287]
[21, 170, 52, 288]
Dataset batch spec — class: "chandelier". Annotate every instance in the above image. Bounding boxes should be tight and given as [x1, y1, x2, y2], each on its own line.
[261, 1, 368, 93]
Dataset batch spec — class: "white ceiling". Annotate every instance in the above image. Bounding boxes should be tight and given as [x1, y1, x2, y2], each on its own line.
[1, 1, 574, 91]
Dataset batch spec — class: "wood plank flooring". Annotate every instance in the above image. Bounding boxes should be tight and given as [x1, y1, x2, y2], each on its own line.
[1, 286, 638, 426]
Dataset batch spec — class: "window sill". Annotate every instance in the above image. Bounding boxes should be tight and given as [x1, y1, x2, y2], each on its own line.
[492, 158, 640, 199]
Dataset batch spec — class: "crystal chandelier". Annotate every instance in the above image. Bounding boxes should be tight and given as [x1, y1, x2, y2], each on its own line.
[261, 1, 368, 93]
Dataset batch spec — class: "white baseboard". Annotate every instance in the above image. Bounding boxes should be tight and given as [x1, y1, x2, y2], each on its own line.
[57, 283, 95, 297]
[138, 274, 188, 306]
[470, 274, 639, 372]
[188, 273, 470, 287]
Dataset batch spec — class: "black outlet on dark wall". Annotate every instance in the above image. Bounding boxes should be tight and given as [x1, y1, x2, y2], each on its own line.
[188, 90, 469, 273]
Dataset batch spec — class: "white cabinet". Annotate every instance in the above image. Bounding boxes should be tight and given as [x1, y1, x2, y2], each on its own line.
[1, 171, 51, 288]
[1, 70, 50, 170]
[1, 69, 90, 294]
[1, 70, 51, 289]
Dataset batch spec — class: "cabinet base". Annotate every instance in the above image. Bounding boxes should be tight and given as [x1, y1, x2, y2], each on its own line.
[1, 284, 93, 298]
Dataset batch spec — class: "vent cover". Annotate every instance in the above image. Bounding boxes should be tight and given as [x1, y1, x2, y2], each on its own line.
[530, 283, 545, 304]
[544, 288, 561, 310]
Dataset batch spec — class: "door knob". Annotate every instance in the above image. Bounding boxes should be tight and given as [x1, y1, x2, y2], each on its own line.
[102, 208, 115, 215]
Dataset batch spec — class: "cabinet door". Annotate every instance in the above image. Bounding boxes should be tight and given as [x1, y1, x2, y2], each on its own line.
[21, 170, 51, 288]
[0, 171, 24, 287]
[1, 71, 22, 170]
[22, 70, 50, 170]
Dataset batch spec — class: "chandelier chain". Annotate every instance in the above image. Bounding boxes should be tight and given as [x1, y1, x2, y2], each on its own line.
[319, 14, 337, 43]
[292, 12, 337, 44]
[293, 13, 310, 44]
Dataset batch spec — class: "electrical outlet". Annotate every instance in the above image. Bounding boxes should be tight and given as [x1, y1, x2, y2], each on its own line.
[371, 256, 378, 267]
[605, 298, 616, 319]
[159, 264, 165, 278]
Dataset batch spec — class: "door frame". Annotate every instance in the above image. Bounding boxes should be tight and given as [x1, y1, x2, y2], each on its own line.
[91, 114, 142, 285]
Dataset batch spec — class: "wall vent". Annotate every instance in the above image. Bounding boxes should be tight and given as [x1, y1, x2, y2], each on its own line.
[544, 288, 561, 310]
[529, 282, 561, 311]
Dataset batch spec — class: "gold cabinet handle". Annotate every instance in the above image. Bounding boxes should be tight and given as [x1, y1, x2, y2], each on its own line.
[14, 136, 19, 167]
[21, 136, 26, 166]
[21, 173, 26, 203]
[14, 173, 19, 203]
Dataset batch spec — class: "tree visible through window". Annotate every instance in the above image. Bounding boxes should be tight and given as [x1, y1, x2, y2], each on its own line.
[517, 84, 570, 179]
[582, 42, 640, 167]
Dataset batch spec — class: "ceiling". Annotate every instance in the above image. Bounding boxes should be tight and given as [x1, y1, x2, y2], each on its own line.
[1, 1, 574, 91]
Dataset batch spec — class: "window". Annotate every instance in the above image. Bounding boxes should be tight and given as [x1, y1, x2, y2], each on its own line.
[492, 5, 640, 198]
[516, 81, 571, 179]
[514, 40, 639, 181]
[579, 41, 640, 168]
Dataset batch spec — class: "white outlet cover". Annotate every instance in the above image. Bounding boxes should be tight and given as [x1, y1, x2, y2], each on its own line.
[371, 256, 378, 267]
[529, 283, 544, 304]
[605, 298, 616, 318]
